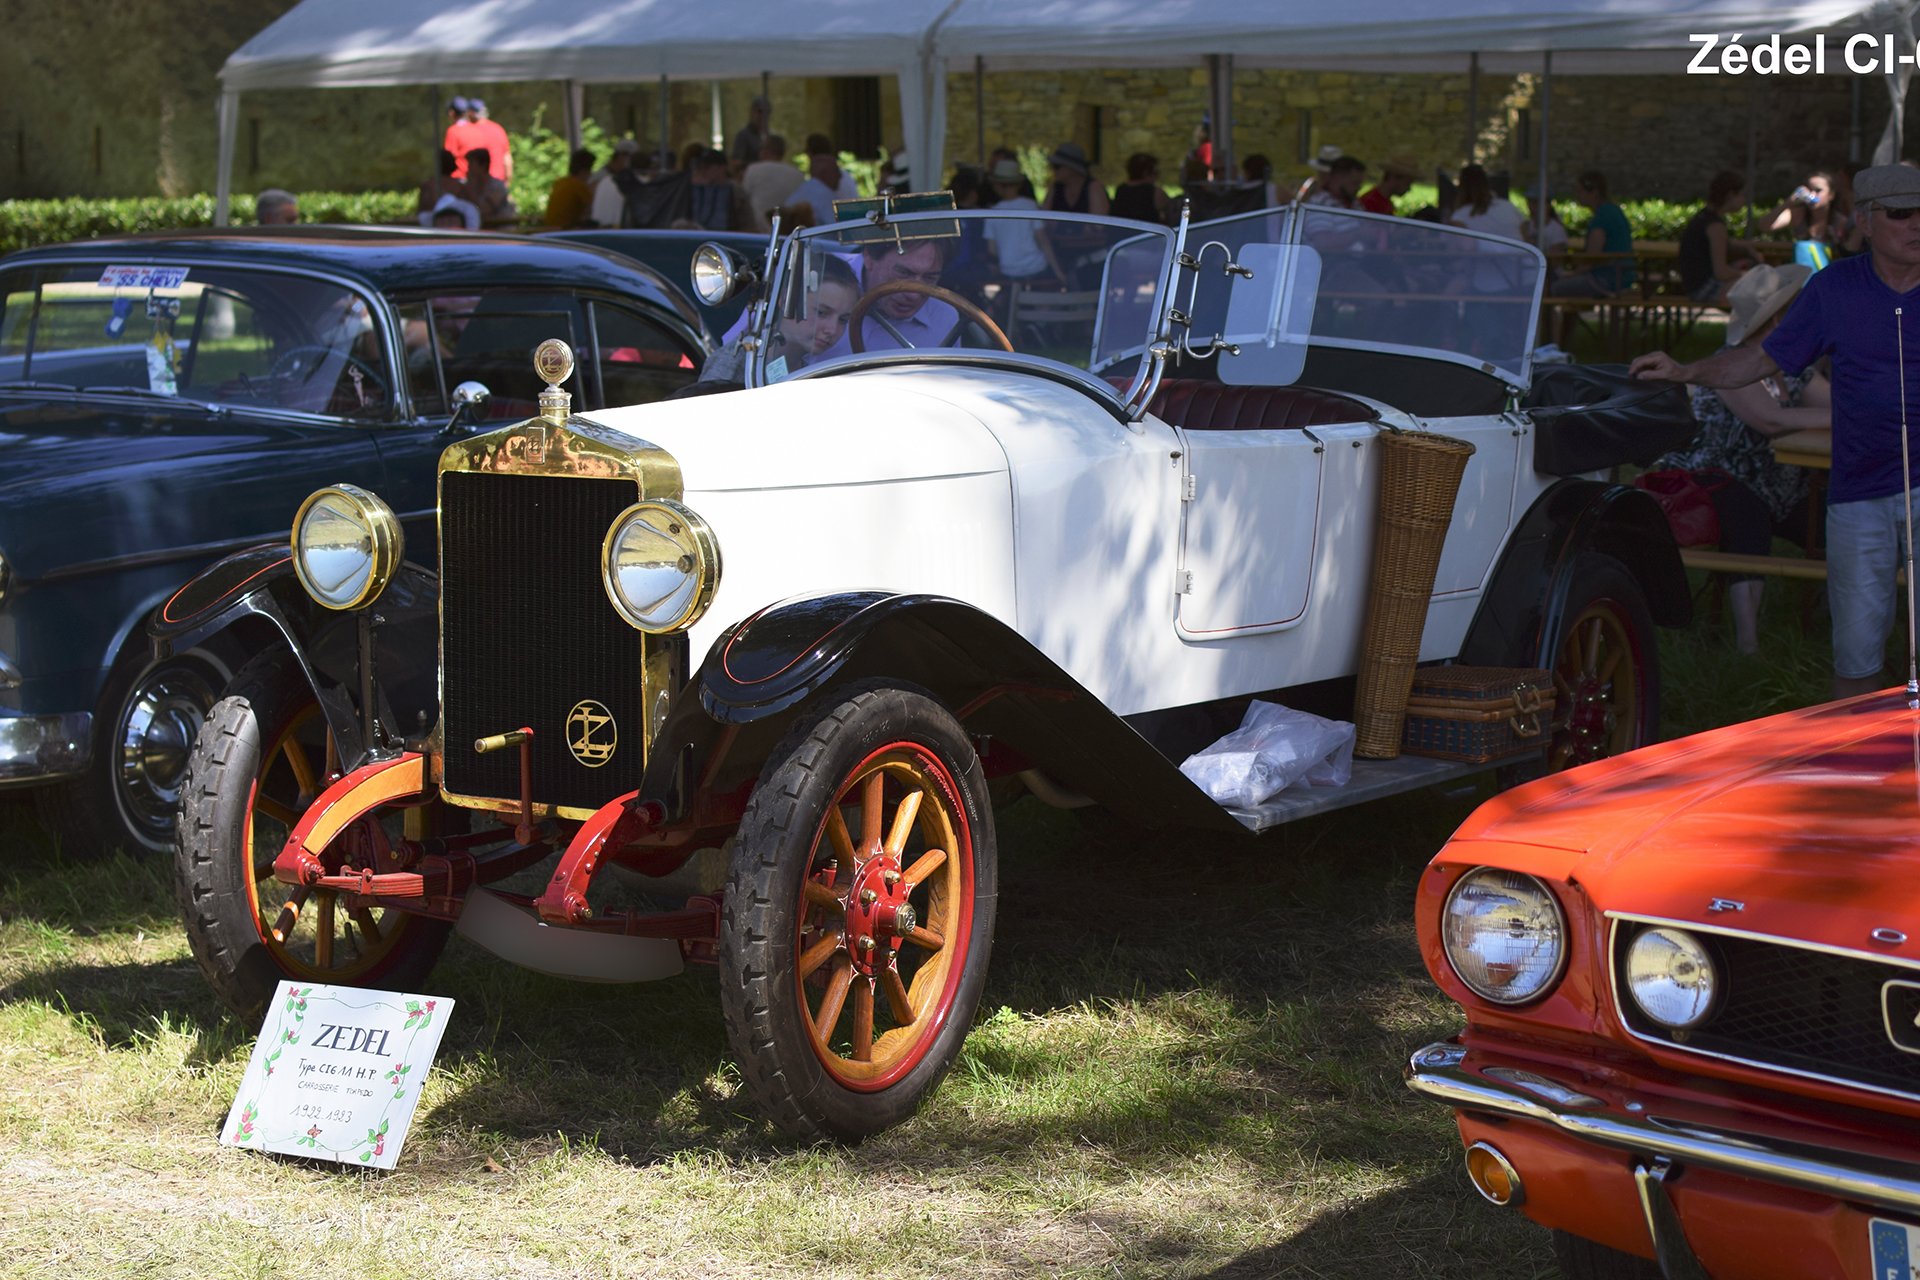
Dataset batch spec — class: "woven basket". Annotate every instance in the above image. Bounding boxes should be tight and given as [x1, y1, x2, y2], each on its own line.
[1401, 667, 1556, 763]
[1352, 429, 1478, 759]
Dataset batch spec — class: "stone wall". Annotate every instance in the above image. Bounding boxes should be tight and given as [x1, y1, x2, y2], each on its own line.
[0, 0, 1893, 207]
[946, 66, 1885, 203]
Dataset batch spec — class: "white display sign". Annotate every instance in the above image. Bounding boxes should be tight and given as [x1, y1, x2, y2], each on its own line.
[220, 981, 453, 1169]
[98, 265, 190, 290]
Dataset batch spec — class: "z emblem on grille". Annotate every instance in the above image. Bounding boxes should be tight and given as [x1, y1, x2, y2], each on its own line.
[566, 700, 617, 768]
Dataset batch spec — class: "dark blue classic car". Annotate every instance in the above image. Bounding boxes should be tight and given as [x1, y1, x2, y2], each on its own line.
[549, 229, 766, 337]
[0, 226, 709, 857]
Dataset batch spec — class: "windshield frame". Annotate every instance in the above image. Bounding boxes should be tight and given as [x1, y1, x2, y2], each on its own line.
[1189, 204, 1548, 389]
[748, 208, 1181, 407]
[0, 255, 411, 424]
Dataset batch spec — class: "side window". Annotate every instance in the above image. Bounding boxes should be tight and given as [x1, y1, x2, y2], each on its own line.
[0, 269, 36, 380]
[2, 264, 392, 420]
[591, 301, 697, 408]
[396, 292, 581, 421]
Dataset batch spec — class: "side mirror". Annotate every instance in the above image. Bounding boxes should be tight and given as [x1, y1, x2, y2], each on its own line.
[445, 380, 491, 433]
[690, 242, 758, 307]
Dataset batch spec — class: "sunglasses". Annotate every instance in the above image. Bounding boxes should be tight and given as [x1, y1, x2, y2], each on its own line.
[1874, 204, 1920, 220]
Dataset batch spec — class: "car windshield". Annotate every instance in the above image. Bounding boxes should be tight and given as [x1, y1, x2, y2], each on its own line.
[1185, 206, 1546, 384]
[749, 209, 1173, 390]
[0, 264, 392, 418]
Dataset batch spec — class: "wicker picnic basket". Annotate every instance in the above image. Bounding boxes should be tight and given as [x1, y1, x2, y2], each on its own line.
[1352, 429, 1477, 759]
[1400, 666, 1556, 763]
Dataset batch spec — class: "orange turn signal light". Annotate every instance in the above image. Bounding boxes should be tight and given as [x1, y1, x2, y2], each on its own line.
[1466, 1141, 1525, 1207]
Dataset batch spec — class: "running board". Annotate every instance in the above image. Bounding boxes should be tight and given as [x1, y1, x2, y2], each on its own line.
[1226, 751, 1541, 832]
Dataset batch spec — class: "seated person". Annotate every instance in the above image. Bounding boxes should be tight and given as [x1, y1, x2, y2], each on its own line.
[700, 255, 859, 384]
[816, 237, 963, 358]
[1647, 263, 1828, 654]
[461, 148, 515, 223]
[1677, 170, 1760, 306]
[983, 159, 1069, 288]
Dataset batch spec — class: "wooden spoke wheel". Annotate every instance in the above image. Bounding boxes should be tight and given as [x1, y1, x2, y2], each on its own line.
[720, 686, 997, 1142]
[176, 648, 450, 1018]
[1550, 554, 1659, 771]
[797, 748, 967, 1087]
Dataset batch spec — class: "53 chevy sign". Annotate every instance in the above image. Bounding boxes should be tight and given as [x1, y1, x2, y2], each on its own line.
[220, 982, 454, 1169]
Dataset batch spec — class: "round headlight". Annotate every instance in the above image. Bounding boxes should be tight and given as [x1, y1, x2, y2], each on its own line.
[602, 499, 720, 633]
[1441, 867, 1569, 1005]
[690, 242, 755, 306]
[1625, 927, 1720, 1029]
[291, 484, 404, 611]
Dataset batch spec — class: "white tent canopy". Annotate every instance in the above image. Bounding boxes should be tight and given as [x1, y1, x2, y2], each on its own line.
[213, 0, 1897, 222]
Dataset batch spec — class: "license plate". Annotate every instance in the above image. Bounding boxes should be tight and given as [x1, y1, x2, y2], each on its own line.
[1872, 1219, 1920, 1279]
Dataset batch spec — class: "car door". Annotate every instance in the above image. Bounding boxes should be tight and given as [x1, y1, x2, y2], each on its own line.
[1172, 419, 1328, 640]
[375, 290, 590, 552]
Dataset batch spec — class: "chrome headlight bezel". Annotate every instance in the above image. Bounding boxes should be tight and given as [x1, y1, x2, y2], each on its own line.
[601, 498, 720, 633]
[690, 241, 757, 306]
[1441, 867, 1570, 1006]
[1624, 926, 1721, 1030]
[291, 484, 404, 611]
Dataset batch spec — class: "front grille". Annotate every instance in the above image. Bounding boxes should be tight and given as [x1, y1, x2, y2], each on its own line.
[1614, 920, 1920, 1100]
[440, 471, 647, 813]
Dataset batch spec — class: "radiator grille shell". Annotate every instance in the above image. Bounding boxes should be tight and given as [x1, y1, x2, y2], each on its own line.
[439, 470, 651, 814]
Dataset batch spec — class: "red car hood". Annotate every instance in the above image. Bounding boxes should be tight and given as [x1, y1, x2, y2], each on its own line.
[1446, 691, 1920, 955]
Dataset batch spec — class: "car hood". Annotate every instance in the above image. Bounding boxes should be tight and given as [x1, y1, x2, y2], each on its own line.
[0, 398, 310, 575]
[585, 372, 1011, 492]
[1445, 692, 1920, 955]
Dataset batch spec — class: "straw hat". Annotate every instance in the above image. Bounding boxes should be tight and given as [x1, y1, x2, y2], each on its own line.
[1309, 144, 1345, 173]
[1725, 262, 1812, 344]
[989, 158, 1024, 184]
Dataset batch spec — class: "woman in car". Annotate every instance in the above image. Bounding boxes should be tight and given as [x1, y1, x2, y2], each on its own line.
[697, 254, 857, 386]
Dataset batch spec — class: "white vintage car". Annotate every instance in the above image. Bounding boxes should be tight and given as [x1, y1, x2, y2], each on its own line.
[157, 203, 1690, 1140]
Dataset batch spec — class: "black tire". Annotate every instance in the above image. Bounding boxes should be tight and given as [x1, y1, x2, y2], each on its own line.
[719, 686, 997, 1143]
[1551, 1230, 1664, 1280]
[35, 638, 239, 859]
[1548, 552, 1661, 771]
[174, 646, 450, 1020]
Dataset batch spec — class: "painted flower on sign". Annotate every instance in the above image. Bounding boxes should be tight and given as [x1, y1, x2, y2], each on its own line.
[357, 1117, 390, 1163]
[404, 999, 436, 1031]
[235, 1102, 257, 1141]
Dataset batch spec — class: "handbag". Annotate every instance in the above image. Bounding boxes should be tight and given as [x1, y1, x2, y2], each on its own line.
[1632, 468, 1731, 547]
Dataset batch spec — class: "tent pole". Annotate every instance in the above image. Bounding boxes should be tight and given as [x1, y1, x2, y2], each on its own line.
[711, 80, 723, 150]
[1220, 54, 1233, 180]
[430, 85, 441, 185]
[762, 70, 770, 101]
[565, 80, 584, 151]
[214, 88, 238, 227]
[1536, 51, 1551, 231]
[1745, 89, 1758, 236]
[659, 75, 670, 170]
[975, 56, 985, 165]
[1466, 52, 1478, 163]
[1853, 75, 1864, 164]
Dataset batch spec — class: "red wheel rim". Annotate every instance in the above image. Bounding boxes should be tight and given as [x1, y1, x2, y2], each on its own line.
[1552, 598, 1644, 770]
[794, 742, 974, 1092]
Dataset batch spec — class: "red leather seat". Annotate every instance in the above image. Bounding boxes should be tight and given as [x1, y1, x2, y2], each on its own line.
[1142, 378, 1376, 431]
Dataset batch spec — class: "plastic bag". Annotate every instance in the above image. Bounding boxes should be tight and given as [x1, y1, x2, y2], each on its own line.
[1178, 701, 1357, 808]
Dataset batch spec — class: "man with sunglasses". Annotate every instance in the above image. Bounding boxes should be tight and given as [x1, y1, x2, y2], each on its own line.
[1633, 164, 1920, 700]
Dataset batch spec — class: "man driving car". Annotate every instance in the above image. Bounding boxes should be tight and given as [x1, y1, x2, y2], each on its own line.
[815, 238, 961, 359]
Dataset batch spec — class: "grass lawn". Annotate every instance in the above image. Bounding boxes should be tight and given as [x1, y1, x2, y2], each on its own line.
[0, 569, 1848, 1278]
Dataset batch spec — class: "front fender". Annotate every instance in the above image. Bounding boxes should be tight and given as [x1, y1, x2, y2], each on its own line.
[149, 544, 439, 771]
[1458, 480, 1691, 669]
[669, 592, 1247, 833]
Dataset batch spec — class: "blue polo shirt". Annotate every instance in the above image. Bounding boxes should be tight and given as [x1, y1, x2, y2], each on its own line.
[1764, 253, 1920, 504]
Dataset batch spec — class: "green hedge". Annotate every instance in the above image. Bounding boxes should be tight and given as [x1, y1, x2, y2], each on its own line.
[0, 191, 419, 255]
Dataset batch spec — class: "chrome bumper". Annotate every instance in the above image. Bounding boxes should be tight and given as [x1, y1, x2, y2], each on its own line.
[0, 711, 92, 785]
[1406, 1041, 1920, 1217]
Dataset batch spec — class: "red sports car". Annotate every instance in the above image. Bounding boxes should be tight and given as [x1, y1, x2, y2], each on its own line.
[1407, 689, 1920, 1280]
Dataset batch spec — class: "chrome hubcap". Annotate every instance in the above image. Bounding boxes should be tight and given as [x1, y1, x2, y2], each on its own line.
[118, 666, 218, 837]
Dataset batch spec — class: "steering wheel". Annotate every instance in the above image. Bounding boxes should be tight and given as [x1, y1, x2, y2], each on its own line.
[847, 280, 1013, 354]
[267, 345, 389, 413]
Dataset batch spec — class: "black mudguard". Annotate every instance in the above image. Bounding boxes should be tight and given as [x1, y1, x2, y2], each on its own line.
[1457, 479, 1692, 670]
[641, 592, 1248, 835]
[149, 543, 439, 772]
